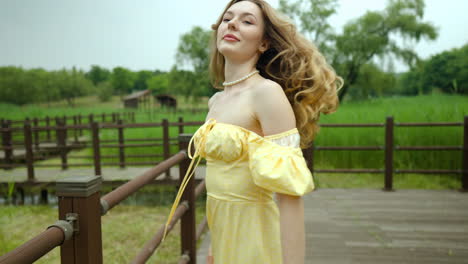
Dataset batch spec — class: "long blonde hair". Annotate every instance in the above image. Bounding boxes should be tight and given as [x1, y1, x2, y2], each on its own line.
[209, 0, 343, 149]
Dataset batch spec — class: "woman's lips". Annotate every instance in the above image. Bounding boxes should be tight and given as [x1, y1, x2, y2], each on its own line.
[223, 34, 239, 41]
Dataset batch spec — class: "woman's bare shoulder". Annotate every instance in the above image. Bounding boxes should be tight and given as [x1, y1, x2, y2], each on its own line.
[250, 79, 287, 105]
[208, 91, 224, 109]
[250, 79, 296, 134]
[251, 79, 283, 96]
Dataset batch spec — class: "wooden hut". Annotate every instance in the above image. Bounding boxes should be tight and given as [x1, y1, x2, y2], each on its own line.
[123, 90, 152, 109]
[154, 94, 177, 109]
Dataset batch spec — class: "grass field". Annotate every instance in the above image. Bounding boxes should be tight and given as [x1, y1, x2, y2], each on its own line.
[0, 95, 208, 121]
[0, 202, 207, 263]
[1, 93, 467, 189]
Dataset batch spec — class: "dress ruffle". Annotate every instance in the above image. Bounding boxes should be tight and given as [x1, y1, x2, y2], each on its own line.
[248, 132, 314, 196]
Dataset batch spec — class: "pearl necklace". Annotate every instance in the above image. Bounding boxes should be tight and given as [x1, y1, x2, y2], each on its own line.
[222, 70, 259, 87]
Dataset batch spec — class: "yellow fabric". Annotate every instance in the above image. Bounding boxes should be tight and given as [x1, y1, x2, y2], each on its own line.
[164, 118, 315, 263]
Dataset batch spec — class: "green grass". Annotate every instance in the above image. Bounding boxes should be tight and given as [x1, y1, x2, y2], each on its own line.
[0, 95, 208, 121]
[310, 93, 467, 189]
[2, 93, 467, 189]
[0, 202, 207, 263]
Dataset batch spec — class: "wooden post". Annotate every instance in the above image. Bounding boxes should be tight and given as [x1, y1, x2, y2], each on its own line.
[462, 116, 468, 192]
[2, 120, 13, 170]
[40, 189, 48, 204]
[302, 142, 314, 176]
[112, 113, 116, 123]
[56, 175, 103, 264]
[118, 119, 125, 169]
[384, 116, 394, 191]
[101, 113, 106, 123]
[73, 115, 78, 142]
[16, 186, 25, 205]
[78, 115, 83, 136]
[56, 118, 68, 170]
[179, 134, 196, 264]
[46, 116, 51, 141]
[33, 118, 39, 151]
[88, 114, 94, 125]
[24, 121, 35, 181]
[178, 116, 184, 135]
[91, 122, 101, 176]
[162, 119, 171, 178]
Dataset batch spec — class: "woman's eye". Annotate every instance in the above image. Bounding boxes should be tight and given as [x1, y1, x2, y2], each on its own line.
[243, 21, 252, 25]
[223, 18, 230, 22]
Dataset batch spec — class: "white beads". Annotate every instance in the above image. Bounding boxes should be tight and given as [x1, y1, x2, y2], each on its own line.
[222, 70, 259, 87]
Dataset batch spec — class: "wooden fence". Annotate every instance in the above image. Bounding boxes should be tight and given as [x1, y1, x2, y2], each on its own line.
[302, 116, 468, 191]
[0, 135, 205, 264]
[1, 115, 467, 192]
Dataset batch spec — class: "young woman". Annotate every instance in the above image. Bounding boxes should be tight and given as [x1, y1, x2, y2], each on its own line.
[165, 1, 343, 263]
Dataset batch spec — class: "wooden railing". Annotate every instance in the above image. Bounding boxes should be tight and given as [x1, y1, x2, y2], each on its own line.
[1, 115, 466, 192]
[0, 117, 197, 173]
[302, 116, 468, 191]
[0, 134, 205, 264]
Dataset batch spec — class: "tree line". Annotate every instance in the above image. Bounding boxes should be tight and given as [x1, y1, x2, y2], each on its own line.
[0, 65, 214, 106]
[0, 0, 466, 106]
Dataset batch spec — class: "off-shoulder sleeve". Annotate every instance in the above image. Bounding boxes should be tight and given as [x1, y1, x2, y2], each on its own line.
[248, 130, 315, 196]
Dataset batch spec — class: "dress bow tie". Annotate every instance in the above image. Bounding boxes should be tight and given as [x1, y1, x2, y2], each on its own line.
[163, 118, 217, 240]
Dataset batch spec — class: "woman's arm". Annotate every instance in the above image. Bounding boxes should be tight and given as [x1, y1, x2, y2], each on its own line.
[277, 193, 305, 264]
[252, 80, 306, 263]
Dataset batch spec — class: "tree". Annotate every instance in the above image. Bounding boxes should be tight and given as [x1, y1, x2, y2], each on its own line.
[133, 70, 153, 91]
[97, 81, 114, 102]
[28, 68, 55, 104]
[174, 26, 215, 99]
[348, 63, 397, 100]
[0, 66, 93, 106]
[111, 67, 135, 97]
[176, 26, 212, 73]
[0, 66, 30, 105]
[398, 43, 468, 95]
[279, 0, 338, 55]
[57, 67, 93, 106]
[279, 0, 438, 102]
[85, 65, 111, 86]
[0, 66, 45, 105]
[147, 73, 170, 95]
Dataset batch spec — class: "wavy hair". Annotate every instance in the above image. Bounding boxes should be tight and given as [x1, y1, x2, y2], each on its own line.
[209, 0, 343, 149]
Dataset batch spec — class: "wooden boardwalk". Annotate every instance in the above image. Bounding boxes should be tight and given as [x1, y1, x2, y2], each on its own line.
[0, 140, 86, 162]
[2, 166, 468, 263]
[197, 188, 468, 264]
[0, 165, 206, 185]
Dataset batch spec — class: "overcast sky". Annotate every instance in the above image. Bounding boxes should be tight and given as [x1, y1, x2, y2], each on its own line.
[1, 0, 467, 73]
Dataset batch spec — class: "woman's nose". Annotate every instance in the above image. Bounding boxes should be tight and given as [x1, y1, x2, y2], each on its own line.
[227, 19, 237, 30]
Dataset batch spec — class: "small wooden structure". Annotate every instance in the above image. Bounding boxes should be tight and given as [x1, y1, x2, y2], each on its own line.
[123, 90, 152, 109]
[154, 94, 177, 109]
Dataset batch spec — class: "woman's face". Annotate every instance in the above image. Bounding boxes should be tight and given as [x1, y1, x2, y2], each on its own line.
[216, 1, 267, 63]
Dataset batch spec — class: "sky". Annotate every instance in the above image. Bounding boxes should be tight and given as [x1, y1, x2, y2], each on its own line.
[0, 0, 467, 73]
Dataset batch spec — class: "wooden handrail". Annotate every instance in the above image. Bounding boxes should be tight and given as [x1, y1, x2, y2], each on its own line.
[100, 151, 187, 215]
[0, 226, 65, 264]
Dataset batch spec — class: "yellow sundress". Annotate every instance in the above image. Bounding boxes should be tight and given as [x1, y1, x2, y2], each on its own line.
[165, 118, 314, 263]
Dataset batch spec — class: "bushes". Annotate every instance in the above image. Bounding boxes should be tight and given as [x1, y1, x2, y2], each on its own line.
[0, 66, 93, 106]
